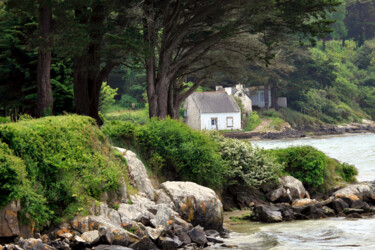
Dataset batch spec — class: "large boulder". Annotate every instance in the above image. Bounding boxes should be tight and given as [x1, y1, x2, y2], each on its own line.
[333, 184, 373, 202]
[280, 176, 307, 200]
[123, 150, 155, 201]
[0, 200, 21, 237]
[253, 205, 283, 223]
[160, 181, 223, 231]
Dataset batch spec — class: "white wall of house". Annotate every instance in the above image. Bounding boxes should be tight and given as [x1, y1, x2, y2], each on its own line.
[234, 91, 252, 113]
[200, 112, 241, 130]
[184, 97, 201, 130]
[250, 90, 271, 108]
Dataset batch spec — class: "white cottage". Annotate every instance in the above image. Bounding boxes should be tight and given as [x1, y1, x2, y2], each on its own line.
[184, 92, 241, 130]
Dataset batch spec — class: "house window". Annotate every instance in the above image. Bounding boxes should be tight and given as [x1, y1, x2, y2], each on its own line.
[211, 118, 217, 126]
[227, 117, 233, 127]
[238, 93, 242, 97]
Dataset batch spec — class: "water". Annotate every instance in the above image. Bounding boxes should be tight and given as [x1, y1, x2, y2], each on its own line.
[217, 134, 375, 249]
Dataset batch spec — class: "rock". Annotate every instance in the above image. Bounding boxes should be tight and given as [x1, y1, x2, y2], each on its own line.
[99, 227, 114, 245]
[292, 199, 318, 207]
[267, 187, 292, 203]
[0, 200, 21, 237]
[150, 205, 178, 228]
[41, 234, 49, 244]
[322, 206, 335, 216]
[50, 239, 70, 250]
[207, 236, 224, 244]
[111, 228, 139, 247]
[346, 213, 362, 219]
[280, 176, 306, 200]
[205, 230, 220, 238]
[119, 177, 129, 203]
[94, 245, 133, 250]
[343, 208, 364, 214]
[187, 226, 207, 247]
[328, 198, 349, 213]
[124, 150, 155, 200]
[176, 231, 191, 245]
[128, 236, 159, 250]
[59, 233, 73, 241]
[91, 202, 122, 227]
[155, 189, 174, 209]
[253, 205, 282, 223]
[158, 236, 182, 249]
[118, 204, 155, 226]
[144, 225, 164, 241]
[81, 230, 100, 246]
[160, 181, 223, 231]
[333, 184, 373, 202]
[18, 238, 51, 250]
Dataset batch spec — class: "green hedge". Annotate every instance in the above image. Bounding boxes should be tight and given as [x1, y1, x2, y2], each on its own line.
[271, 146, 358, 190]
[0, 115, 127, 228]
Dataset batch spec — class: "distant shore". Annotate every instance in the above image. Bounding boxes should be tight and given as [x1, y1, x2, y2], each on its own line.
[223, 122, 375, 140]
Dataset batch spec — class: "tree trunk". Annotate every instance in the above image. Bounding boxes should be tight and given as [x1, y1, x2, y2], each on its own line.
[271, 84, 278, 110]
[36, 4, 53, 117]
[264, 84, 270, 110]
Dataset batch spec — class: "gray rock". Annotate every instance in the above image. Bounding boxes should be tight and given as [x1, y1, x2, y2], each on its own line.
[187, 226, 207, 247]
[343, 208, 364, 214]
[99, 227, 114, 245]
[128, 236, 159, 250]
[91, 202, 122, 227]
[18, 238, 49, 250]
[50, 239, 71, 250]
[205, 230, 220, 238]
[144, 225, 164, 241]
[280, 176, 306, 200]
[124, 150, 155, 200]
[94, 245, 132, 250]
[150, 205, 178, 228]
[118, 203, 155, 226]
[322, 206, 335, 216]
[158, 236, 181, 250]
[119, 177, 129, 203]
[333, 184, 373, 201]
[111, 227, 139, 246]
[207, 236, 224, 244]
[176, 232, 191, 245]
[253, 205, 283, 223]
[329, 198, 349, 213]
[81, 230, 100, 246]
[160, 181, 223, 231]
[59, 233, 73, 241]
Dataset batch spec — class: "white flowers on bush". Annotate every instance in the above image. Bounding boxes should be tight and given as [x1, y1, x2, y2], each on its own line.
[208, 132, 281, 188]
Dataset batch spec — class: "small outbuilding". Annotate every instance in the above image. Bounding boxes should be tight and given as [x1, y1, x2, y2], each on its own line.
[184, 92, 241, 130]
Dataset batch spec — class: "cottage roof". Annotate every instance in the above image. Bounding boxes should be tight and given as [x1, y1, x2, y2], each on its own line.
[190, 92, 240, 113]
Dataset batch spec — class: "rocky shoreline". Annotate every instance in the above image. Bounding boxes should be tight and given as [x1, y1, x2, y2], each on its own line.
[0, 149, 228, 250]
[2, 148, 375, 250]
[223, 122, 375, 140]
[225, 176, 375, 225]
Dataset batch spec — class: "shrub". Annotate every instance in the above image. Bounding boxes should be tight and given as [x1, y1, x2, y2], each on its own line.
[0, 116, 11, 124]
[135, 118, 225, 189]
[336, 162, 358, 183]
[208, 132, 281, 188]
[244, 111, 261, 131]
[102, 120, 136, 147]
[272, 146, 326, 188]
[0, 115, 128, 228]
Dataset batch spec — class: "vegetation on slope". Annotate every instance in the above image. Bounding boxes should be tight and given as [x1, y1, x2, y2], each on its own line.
[0, 115, 130, 228]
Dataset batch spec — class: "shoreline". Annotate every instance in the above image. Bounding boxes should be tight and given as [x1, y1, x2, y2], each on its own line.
[223, 122, 375, 140]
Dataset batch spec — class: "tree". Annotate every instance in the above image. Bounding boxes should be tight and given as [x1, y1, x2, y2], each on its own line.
[6, 0, 55, 117]
[140, 0, 342, 119]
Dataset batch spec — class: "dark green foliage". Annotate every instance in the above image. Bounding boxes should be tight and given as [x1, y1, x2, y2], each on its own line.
[0, 115, 127, 228]
[272, 146, 327, 188]
[336, 162, 358, 183]
[271, 145, 358, 191]
[135, 118, 225, 189]
[102, 120, 136, 148]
